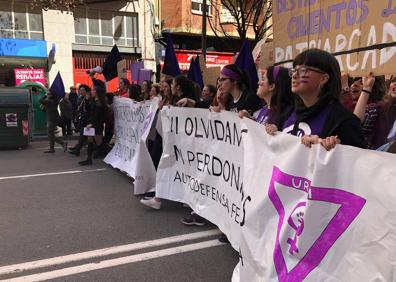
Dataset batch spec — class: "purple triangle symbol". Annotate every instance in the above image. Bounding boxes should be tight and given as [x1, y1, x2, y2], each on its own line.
[268, 167, 366, 282]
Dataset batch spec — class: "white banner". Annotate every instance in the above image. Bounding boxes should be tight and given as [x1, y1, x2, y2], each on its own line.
[104, 97, 159, 194]
[156, 107, 247, 247]
[156, 107, 396, 281]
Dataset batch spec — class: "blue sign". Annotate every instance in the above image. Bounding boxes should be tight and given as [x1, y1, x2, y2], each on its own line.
[0, 38, 47, 58]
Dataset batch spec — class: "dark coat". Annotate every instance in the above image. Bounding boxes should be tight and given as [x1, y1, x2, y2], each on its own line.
[40, 95, 60, 124]
[59, 98, 73, 120]
[320, 101, 366, 148]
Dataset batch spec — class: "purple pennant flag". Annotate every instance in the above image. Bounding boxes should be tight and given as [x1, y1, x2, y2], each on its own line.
[162, 35, 181, 77]
[187, 56, 204, 90]
[49, 72, 65, 99]
[235, 41, 259, 92]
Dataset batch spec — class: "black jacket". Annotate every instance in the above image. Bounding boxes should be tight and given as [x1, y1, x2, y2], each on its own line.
[40, 95, 60, 124]
[321, 101, 366, 148]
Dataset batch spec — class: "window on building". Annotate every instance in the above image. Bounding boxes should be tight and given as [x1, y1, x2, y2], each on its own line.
[74, 9, 139, 48]
[220, 5, 237, 23]
[0, 2, 43, 40]
[191, 0, 211, 15]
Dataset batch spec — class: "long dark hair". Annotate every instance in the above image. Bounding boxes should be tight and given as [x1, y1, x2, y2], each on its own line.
[293, 49, 341, 102]
[129, 84, 142, 101]
[222, 64, 250, 92]
[94, 85, 107, 107]
[173, 75, 195, 99]
[205, 84, 217, 97]
[266, 66, 293, 127]
[78, 84, 91, 93]
[162, 79, 173, 105]
[143, 80, 153, 93]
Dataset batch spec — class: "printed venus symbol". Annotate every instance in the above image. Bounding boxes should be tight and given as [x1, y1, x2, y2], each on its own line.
[286, 202, 307, 255]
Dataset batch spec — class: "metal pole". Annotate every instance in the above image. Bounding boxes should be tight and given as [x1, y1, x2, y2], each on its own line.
[201, 0, 207, 62]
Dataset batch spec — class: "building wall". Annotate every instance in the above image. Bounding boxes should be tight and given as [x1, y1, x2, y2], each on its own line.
[161, 0, 263, 39]
[41, 0, 157, 88]
[42, 10, 75, 88]
[139, 0, 156, 72]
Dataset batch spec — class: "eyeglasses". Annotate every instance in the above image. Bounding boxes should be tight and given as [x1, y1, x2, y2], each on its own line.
[289, 66, 327, 77]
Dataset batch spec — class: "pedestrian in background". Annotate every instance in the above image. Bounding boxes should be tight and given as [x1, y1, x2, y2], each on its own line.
[69, 86, 78, 129]
[79, 85, 108, 166]
[69, 84, 92, 156]
[59, 92, 73, 136]
[40, 90, 67, 153]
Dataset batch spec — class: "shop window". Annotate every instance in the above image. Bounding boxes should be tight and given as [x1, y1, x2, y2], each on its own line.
[220, 5, 237, 23]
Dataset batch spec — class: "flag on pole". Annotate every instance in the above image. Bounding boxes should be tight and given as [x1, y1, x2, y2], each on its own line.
[102, 45, 122, 81]
[162, 35, 181, 77]
[49, 72, 65, 99]
[187, 56, 204, 90]
[235, 41, 259, 92]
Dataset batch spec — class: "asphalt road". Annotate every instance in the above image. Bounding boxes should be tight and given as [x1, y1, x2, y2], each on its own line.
[0, 140, 239, 281]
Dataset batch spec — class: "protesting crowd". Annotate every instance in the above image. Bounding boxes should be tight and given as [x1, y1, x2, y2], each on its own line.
[26, 0, 396, 278]
[39, 46, 396, 235]
[33, 32, 396, 281]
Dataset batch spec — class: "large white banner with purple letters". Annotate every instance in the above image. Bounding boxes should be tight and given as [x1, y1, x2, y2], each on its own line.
[156, 107, 396, 281]
[104, 97, 159, 194]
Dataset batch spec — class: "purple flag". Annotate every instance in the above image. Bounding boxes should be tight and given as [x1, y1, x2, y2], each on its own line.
[49, 72, 65, 99]
[235, 41, 259, 92]
[162, 36, 181, 77]
[187, 56, 204, 90]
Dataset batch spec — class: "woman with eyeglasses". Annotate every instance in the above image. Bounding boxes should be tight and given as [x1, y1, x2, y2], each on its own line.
[213, 64, 262, 114]
[239, 65, 294, 130]
[267, 49, 365, 150]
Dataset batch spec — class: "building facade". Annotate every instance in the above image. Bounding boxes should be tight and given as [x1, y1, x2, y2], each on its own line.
[0, 0, 156, 91]
[154, 0, 272, 76]
[159, 0, 268, 52]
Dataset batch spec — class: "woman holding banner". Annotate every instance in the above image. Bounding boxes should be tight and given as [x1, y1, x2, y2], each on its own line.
[214, 64, 262, 113]
[140, 75, 197, 210]
[79, 84, 108, 166]
[211, 87, 232, 111]
[239, 65, 293, 130]
[160, 79, 173, 107]
[267, 49, 365, 150]
[117, 78, 130, 98]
